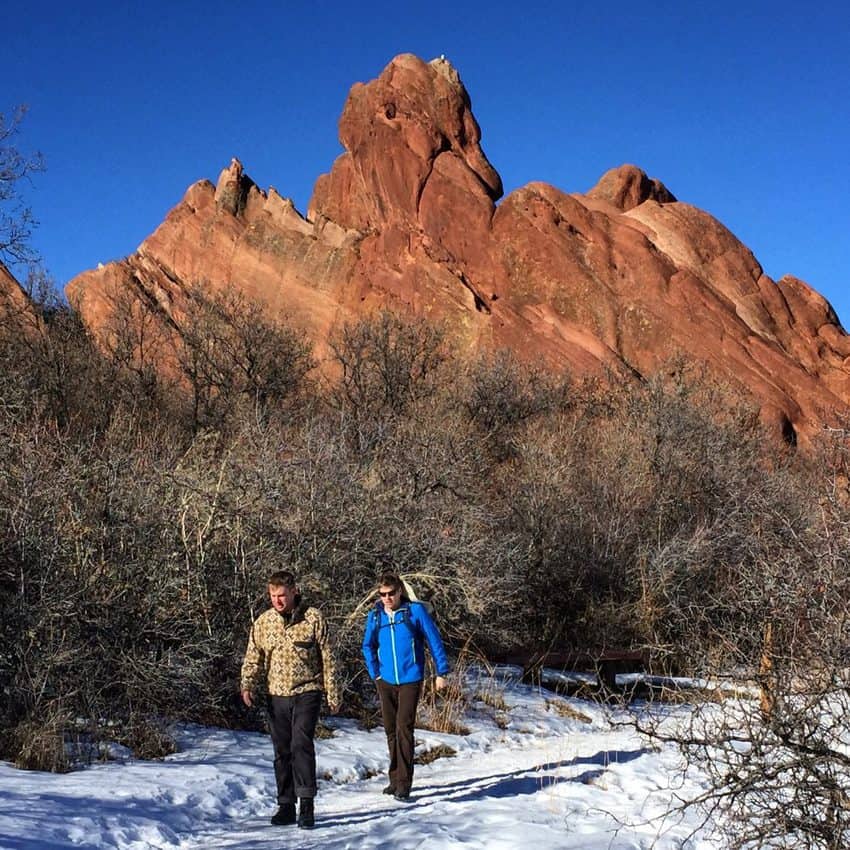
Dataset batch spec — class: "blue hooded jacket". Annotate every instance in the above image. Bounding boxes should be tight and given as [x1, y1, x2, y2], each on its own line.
[362, 601, 450, 685]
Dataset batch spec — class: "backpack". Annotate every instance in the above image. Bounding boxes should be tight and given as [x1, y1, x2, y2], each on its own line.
[400, 576, 437, 623]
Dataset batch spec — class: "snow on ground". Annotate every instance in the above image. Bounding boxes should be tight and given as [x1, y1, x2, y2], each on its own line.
[0, 666, 720, 849]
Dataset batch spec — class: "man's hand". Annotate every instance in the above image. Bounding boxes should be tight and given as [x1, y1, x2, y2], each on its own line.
[241, 689, 254, 708]
[435, 676, 448, 691]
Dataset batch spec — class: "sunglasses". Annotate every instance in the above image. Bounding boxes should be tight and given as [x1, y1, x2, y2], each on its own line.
[378, 589, 399, 598]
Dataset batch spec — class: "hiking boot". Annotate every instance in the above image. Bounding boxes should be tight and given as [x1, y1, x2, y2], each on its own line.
[382, 784, 395, 795]
[270, 803, 296, 825]
[393, 788, 411, 802]
[297, 797, 315, 829]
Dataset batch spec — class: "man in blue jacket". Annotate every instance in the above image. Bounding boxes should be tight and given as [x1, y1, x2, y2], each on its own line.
[362, 571, 450, 801]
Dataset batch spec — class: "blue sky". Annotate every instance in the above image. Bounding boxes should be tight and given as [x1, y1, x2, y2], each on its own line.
[5, 0, 849, 326]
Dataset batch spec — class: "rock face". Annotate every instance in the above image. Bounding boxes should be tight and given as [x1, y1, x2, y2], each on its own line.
[66, 53, 850, 446]
[0, 261, 41, 339]
[1, 261, 28, 310]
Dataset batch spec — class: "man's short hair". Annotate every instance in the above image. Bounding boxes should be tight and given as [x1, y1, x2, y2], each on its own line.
[378, 571, 403, 593]
[268, 570, 296, 588]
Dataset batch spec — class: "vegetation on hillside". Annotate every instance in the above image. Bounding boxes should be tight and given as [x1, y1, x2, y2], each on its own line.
[1, 110, 847, 846]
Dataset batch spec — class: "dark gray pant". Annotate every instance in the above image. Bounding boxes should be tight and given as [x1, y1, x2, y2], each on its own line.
[377, 679, 422, 793]
[267, 691, 322, 803]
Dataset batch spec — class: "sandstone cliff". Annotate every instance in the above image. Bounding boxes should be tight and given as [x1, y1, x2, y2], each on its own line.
[66, 53, 850, 445]
[0, 261, 42, 339]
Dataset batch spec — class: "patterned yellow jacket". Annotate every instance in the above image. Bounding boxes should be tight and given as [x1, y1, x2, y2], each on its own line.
[240, 600, 340, 707]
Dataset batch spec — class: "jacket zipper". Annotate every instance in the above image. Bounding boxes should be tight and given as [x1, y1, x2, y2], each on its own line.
[388, 611, 400, 683]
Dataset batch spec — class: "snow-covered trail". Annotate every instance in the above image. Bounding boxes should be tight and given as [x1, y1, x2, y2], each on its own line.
[0, 672, 718, 849]
[187, 725, 678, 850]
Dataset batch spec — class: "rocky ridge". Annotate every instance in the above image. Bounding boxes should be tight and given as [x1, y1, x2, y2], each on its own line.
[64, 53, 850, 445]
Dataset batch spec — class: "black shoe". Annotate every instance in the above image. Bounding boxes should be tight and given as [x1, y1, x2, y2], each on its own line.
[393, 789, 411, 801]
[270, 803, 296, 826]
[297, 797, 315, 829]
[382, 784, 396, 795]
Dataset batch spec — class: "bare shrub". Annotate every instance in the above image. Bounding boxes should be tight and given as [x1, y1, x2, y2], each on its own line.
[172, 284, 315, 432]
[4, 289, 840, 808]
[326, 310, 450, 453]
[495, 365, 776, 659]
[97, 283, 180, 425]
[117, 716, 177, 761]
[0, 268, 113, 434]
[3, 713, 70, 773]
[627, 443, 850, 850]
[461, 349, 570, 460]
[0, 409, 266, 757]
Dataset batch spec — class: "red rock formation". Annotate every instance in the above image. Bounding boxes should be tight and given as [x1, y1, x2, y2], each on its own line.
[66, 53, 850, 446]
[1, 261, 28, 309]
[0, 261, 41, 340]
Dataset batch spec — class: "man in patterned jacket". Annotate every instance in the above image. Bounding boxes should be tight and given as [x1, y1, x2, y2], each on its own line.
[241, 570, 340, 829]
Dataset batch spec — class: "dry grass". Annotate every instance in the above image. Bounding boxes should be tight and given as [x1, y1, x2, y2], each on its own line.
[348, 698, 383, 731]
[118, 717, 177, 760]
[417, 653, 474, 735]
[315, 721, 336, 739]
[473, 689, 510, 712]
[493, 713, 509, 729]
[414, 743, 457, 765]
[653, 684, 751, 704]
[545, 699, 593, 723]
[417, 697, 471, 736]
[5, 718, 70, 773]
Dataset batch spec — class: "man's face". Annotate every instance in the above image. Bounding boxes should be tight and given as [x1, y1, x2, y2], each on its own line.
[378, 585, 402, 612]
[269, 583, 297, 613]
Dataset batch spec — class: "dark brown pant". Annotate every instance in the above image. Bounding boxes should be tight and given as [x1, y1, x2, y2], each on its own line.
[377, 679, 421, 793]
[267, 691, 322, 804]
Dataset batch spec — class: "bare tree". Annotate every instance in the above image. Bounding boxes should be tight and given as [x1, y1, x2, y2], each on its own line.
[326, 310, 450, 454]
[627, 448, 850, 850]
[174, 284, 315, 432]
[461, 349, 570, 461]
[0, 105, 45, 267]
[0, 266, 113, 434]
[99, 283, 178, 421]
